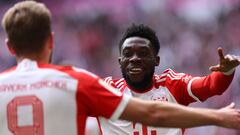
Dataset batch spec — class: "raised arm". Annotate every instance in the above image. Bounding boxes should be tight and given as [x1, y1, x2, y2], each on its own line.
[187, 47, 240, 102]
[120, 97, 240, 129]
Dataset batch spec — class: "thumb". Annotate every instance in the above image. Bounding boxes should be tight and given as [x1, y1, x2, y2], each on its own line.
[226, 102, 235, 109]
[209, 65, 220, 72]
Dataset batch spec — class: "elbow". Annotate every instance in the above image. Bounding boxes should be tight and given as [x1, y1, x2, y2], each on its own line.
[213, 89, 225, 95]
[216, 90, 225, 95]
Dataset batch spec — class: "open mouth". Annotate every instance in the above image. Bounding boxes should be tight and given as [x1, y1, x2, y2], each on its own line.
[129, 68, 143, 75]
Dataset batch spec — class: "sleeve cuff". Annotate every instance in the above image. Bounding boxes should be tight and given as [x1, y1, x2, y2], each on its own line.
[222, 68, 235, 75]
[110, 94, 130, 121]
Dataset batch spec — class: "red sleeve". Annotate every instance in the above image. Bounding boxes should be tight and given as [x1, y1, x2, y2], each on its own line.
[190, 71, 234, 102]
[77, 72, 128, 119]
[157, 69, 234, 105]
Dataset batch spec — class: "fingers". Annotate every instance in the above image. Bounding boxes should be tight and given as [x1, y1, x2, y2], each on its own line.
[229, 102, 235, 108]
[224, 102, 236, 109]
[222, 102, 236, 109]
[232, 55, 240, 63]
[218, 47, 225, 60]
[237, 109, 240, 114]
[210, 47, 239, 72]
[225, 55, 240, 66]
[238, 56, 240, 62]
[225, 55, 234, 61]
[217, 47, 240, 63]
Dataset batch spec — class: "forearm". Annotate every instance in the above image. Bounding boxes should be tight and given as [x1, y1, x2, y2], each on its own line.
[191, 71, 234, 101]
[148, 102, 220, 128]
[120, 98, 220, 128]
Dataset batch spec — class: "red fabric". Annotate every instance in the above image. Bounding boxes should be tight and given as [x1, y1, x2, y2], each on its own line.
[191, 71, 234, 102]
[156, 69, 234, 105]
[102, 69, 234, 135]
[39, 64, 124, 135]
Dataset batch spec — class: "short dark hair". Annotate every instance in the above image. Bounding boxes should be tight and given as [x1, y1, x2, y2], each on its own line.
[119, 24, 160, 55]
[2, 1, 52, 56]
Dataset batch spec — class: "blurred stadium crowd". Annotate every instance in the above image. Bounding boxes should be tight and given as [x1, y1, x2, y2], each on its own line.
[0, 0, 240, 134]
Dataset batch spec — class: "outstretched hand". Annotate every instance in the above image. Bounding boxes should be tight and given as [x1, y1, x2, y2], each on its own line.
[209, 47, 240, 72]
[217, 102, 240, 129]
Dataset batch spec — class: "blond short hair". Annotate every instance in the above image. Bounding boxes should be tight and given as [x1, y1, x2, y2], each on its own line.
[2, 0, 52, 56]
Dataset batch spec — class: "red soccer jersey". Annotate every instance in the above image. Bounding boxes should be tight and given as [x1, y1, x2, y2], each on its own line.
[98, 68, 234, 135]
[0, 59, 129, 135]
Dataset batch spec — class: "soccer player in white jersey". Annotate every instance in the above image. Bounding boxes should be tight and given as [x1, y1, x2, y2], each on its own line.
[1, 1, 240, 135]
[98, 24, 240, 135]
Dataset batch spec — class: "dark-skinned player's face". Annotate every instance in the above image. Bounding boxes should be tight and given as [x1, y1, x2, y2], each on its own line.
[119, 37, 160, 91]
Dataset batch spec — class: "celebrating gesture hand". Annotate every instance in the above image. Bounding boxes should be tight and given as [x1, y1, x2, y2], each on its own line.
[209, 47, 240, 73]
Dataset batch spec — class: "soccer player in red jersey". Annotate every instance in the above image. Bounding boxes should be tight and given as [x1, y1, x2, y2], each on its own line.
[98, 24, 240, 135]
[1, 1, 240, 135]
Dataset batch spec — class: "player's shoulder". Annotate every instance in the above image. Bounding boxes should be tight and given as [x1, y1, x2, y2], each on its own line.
[154, 68, 187, 85]
[104, 76, 125, 89]
[0, 66, 17, 75]
[39, 63, 71, 71]
[71, 66, 98, 78]
[40, 64, 99, 80]
[163, 68, 186, 78]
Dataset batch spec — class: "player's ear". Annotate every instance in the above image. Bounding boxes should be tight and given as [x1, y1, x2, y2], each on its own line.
[47, 32, 54, 50]
[155, 56, 160, 66]
[118, 57, 122, 65]
[5, 38, 16, 56]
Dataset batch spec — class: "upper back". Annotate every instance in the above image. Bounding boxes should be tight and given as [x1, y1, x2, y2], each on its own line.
[0, 59, 127, 135]
[0, 59, 89, 135]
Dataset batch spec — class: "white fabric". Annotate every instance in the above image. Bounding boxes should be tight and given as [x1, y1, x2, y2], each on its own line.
[222, 68, 235, 75]
[0, 59, 78, 135]
[99, 86, 183, 135]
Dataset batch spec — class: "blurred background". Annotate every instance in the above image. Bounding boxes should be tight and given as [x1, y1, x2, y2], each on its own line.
[0, 0, 240, 134]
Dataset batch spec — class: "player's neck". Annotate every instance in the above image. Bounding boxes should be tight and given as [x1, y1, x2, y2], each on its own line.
[126, 80, 154, 93]
[16, 54, 49, 64]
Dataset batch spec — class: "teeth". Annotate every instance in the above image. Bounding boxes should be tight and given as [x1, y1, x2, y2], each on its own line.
[130, 68, 142, 72]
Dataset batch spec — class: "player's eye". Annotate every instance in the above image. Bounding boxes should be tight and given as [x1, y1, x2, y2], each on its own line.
[123, 50, 132, 57]
[139, 51, 148, 57]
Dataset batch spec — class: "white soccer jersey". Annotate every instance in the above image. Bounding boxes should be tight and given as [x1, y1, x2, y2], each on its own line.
[0, 59, 129, 135]
[98, 68, 234, 135]
[98, 87, 183, 135]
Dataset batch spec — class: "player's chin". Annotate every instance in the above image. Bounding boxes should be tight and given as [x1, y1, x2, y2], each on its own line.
[128, 74, 145, 83]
